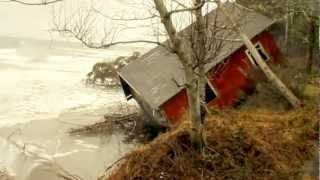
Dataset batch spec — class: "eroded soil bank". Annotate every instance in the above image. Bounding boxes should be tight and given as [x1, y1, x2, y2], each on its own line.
[103, 103, 319, 179]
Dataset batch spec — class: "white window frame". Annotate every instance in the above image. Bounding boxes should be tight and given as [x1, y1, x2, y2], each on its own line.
[245, 42, 270, 68]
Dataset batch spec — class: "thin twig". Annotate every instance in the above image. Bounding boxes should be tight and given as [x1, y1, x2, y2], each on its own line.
[0, 0, 63, 5]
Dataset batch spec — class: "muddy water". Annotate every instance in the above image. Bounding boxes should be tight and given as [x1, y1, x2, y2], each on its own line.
[0, 106, 136, 180]
[0, 38, 147, 179]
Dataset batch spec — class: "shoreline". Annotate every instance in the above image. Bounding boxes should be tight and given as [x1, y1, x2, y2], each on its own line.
[0, 104, 135, 180]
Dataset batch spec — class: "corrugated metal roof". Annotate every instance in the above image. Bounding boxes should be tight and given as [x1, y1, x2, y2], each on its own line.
[119, 3, 274, 109]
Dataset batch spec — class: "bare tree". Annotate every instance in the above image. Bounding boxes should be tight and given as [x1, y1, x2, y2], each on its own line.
[218, 2, 301, 108]
[237, 0, 320, 72]
[51, 2, 165, 49]
[4, 0, 301, 151]
[154, 0, 300, 150]
[50, 0, 243, 150]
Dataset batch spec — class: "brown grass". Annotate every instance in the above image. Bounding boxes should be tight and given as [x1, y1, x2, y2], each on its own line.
[101, 103, 318, 180]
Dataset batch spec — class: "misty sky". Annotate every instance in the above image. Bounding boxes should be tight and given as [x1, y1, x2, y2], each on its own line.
[0, 0, 129, 40]
[0, 3, 54, 39]
[0, 0, 216, 42]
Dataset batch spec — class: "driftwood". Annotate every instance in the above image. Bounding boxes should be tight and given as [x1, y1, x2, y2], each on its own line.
[69, 105, 168, 143]
[69, 112, 141, 136]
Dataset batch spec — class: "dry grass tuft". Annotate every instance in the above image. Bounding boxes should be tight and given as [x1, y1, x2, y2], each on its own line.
[101, 103, 318, 180]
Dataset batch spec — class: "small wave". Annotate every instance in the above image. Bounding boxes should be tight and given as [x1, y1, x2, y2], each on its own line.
[0, 62, 81, 73]
[0, 63, 24, 70]
[0, 49, 17, 54]
[53, 150, 80, 158]
[29, 56, 48, 63]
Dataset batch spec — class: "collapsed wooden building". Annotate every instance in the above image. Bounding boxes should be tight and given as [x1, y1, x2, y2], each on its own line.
[118, 3, 281, 127]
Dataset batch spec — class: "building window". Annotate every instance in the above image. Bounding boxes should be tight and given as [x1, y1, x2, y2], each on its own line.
[120, 77, 133, 100]
[245, 42, 270, 67]
[205, 82, 218, 103]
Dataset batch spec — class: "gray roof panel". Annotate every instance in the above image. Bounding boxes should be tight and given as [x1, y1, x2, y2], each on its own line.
[119, 3, 274, 109]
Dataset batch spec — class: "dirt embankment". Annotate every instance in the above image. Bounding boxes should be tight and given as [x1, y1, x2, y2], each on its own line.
[100, 103, 318, 180]
[71, 55, 319, 179]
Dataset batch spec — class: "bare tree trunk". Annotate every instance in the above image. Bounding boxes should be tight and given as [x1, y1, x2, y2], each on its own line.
[219, 3, 301, 108]
[185, 68, 203, 150]
[154, 0, 204, 150]
[189, 0, 207, 151]
[284, 17, 289, 53]
[316, 17, 320, 67]
[307, 18, 316, 73]
[284, 0, 290, 54]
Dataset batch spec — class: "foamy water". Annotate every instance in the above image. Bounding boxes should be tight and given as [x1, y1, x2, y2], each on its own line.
[0, 46, 134, 127]
[0, 39, 147, 179]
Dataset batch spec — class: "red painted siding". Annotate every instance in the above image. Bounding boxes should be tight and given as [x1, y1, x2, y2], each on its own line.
[161, 31, 281, 125]
[161, 89, 188, 125]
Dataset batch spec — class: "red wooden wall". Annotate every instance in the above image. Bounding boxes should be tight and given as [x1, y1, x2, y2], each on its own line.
[161, 31, 281, 125]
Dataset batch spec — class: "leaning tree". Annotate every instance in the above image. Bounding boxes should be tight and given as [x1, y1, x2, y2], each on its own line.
[237, 0, 320, 72]
[4, 0, 301, 151]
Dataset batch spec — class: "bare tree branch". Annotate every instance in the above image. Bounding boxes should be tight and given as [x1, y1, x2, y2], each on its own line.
[0, 0, 63, 5]
[172, 0, 189, 9]
[92, 7, 159, 21]
[53, 28, 165, 48]
[165, 0, 206, 18]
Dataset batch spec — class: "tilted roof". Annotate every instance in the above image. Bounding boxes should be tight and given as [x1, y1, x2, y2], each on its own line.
[119, 3, 274, 109]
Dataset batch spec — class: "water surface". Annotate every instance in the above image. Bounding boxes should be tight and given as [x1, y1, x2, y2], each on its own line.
[0, 37, 147, 179]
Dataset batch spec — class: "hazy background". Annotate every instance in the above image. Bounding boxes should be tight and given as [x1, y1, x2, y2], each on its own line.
[0, 1, 144, 179]
[0, 0, 152, 41]
[0, 3, 54, 39]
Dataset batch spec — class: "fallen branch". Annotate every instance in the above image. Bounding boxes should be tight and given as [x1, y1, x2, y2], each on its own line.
[69, 112, 141, 136]
[4, 135, 83, 180]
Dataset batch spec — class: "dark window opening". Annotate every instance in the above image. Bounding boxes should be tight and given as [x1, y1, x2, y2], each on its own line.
[205, 83, 217, 103]
[257, 46, 268, 61]
[120, 77, 133, 100]
[246, 42, 270, 67]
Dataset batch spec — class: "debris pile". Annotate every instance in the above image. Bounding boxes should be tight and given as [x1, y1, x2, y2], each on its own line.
[85, 52, 140, 87]
[69, 106, 159, 143]
[69, 112, 140, 137]
[101, 103, 318, 179]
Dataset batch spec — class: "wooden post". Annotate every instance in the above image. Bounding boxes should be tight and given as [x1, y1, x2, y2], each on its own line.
[219, 3, 301, 108]
[285, 0, 290, 54]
